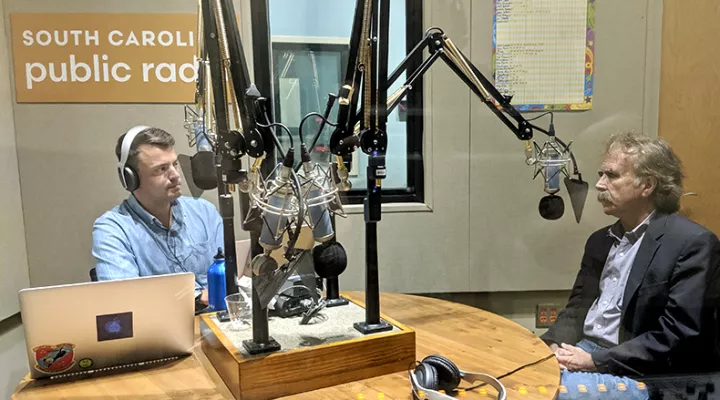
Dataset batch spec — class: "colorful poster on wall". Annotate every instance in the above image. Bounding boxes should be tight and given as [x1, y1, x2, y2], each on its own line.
[493, 0, 595, 111]
[10, 13, 199, 103]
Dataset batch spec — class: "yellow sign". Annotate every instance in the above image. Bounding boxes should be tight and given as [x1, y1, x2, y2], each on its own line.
[10, 13, 199, 103]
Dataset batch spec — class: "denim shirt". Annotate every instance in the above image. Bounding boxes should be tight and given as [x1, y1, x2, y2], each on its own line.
[92, 195, 223, 296]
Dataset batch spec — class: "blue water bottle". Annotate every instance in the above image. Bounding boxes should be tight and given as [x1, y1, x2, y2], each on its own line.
[207, 247, 227, 312]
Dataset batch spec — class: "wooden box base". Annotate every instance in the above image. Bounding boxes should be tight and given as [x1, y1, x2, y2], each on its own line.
[199, 293, 416, 400]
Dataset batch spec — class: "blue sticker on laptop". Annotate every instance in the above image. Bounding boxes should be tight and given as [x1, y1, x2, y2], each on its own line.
[33, 343, 76, 374]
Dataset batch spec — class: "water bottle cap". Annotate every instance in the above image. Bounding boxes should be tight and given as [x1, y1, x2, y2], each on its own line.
[214, 247, 225, 260]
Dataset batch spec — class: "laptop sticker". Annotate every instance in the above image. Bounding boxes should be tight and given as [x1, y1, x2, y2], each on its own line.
[96, 311, 133, 342]
[78, 358, 93, 369]
[33, 343, 75, 374]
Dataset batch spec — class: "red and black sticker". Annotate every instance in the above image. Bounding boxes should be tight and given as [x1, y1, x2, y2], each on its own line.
[33, 343, 75, 374]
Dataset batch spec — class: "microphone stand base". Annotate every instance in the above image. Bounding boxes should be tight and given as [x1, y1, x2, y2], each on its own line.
[353, 320, 392, 335]
[242, 337, 281, 355]
[325, 296, 349, 308]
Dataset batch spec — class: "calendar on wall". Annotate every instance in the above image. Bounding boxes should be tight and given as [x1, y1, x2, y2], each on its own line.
[493, 0, 595, 111]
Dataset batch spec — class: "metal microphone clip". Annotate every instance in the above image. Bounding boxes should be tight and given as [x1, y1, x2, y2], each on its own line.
[330, 156, 353, 192]
[532, 137, 572, 191]
[298, 153, 346, 242]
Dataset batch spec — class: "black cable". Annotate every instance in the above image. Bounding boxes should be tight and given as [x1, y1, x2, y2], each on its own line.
[525, 111, 554, 122]
[298, 111, 339, 147]
[256, 121, 291, 160]
[529, 123, 550, 136]
[463, 354, 556, 391]
[523, 111, 583, 179]
[555, 137, 582, 180]
[424, 26, 444, 36]
[525, 112, 553, 135]
[284, 168, 304, 259]
[496, 353, 556, 380]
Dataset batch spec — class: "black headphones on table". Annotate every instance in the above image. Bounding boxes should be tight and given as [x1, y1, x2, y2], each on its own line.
[117, 125, 151, 192]
[409, 355, 507, 400]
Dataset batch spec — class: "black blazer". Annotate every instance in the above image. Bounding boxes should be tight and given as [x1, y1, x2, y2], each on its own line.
[541, 213, 720, 377]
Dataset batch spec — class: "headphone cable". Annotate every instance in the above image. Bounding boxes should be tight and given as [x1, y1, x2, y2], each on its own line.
[463, 353, 556, 391]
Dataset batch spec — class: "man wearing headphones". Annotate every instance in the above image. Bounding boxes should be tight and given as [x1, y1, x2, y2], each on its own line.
[92, 126, 223, 307]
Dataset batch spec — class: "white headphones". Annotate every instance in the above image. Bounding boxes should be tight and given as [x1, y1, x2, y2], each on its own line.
[117, 125, 151, 191]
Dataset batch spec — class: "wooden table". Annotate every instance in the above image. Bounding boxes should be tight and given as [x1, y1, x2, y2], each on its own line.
[12, 292, 560, 399]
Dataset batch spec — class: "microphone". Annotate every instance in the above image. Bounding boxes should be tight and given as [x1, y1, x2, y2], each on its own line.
[534, 122, 569, 220]
[189, 120, 218, 190]
[257, 151, 298, 251]
[300, 144, 335, 243]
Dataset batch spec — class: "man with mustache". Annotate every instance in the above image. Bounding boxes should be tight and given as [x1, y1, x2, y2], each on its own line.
[541, 132, 720, 399]
[92, 126, 223, 307]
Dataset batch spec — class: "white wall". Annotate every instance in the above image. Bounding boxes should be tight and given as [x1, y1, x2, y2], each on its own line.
[0, 0, 29, 320]
[1, 0, 663, 295]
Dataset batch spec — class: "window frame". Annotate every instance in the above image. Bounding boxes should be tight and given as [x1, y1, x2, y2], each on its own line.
[253, 0, 425, 205]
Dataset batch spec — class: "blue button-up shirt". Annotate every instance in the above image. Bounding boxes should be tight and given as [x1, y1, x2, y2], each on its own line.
[583, 211, 655, 345]
[92, 195, 223, 296]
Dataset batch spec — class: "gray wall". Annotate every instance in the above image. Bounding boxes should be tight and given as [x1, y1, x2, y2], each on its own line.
[2, 0, 662, 295]
[0, 1, 664, 395]
[339, 0, 663, 294]
[1, 314, 27, 399]
[1, 0, 31, 395]
[0, 0, 29, 321]
[466, 0, 663, 291]
[2, 0, 253, 289]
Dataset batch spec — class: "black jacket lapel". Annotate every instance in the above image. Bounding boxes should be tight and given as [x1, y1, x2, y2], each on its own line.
[623, 213, 668, 309]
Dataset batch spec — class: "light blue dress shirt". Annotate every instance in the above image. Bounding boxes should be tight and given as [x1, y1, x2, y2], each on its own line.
[92, 195, 224, 296]
[583, 211, 655, 345]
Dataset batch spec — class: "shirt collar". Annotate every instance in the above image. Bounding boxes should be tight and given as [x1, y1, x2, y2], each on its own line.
[608, 210, 655, 244]
[126, 195, 184, 231]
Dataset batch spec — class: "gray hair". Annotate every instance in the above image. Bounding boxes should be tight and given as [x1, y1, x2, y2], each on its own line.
[115, 127, 175, 169]
[605, 131, 684, 214]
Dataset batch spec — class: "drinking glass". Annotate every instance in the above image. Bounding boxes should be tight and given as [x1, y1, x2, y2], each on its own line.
[224, 293, 251, 331]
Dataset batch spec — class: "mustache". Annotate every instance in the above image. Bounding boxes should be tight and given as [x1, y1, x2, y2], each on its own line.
[597, 191, 612, 202]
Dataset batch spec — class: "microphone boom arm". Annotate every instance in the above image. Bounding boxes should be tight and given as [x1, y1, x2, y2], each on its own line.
[329, 27, 552, 159]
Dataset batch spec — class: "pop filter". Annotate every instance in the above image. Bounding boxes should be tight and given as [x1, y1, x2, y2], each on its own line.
[191, 151, 218, 190]
[178, 153, 204, 198]
[312, 241, 348, 278]
[539, 195, 565, 220]
[564, 176, 589, 223]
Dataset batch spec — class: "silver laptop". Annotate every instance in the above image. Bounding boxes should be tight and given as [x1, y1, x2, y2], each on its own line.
[19, 272, 195, 379]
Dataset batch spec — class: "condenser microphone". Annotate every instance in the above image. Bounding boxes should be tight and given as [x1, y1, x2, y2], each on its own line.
[300, 144, 335, 243]
[536, 124, 567, 220]
[259, 151, 295, 250]
[190, 122, 218, 190]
